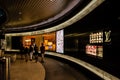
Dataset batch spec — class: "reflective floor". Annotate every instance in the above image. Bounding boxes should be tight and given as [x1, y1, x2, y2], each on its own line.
[42, 57, 90, 80]
[8, 54, 101, 80]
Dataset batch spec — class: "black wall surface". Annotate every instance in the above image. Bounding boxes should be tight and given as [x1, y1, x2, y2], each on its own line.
[11, 36, 22, 49]
[64, 0, 120, 78]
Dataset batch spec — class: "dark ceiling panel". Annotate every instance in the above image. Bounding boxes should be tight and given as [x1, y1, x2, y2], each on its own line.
[0, 0, 81, 30]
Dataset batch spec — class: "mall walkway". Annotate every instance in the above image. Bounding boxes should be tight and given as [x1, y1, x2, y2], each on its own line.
[6, 52, 120, 80]
[9, 55, 90, 80]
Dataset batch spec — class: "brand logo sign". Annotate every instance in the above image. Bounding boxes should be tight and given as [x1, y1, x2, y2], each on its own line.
[104, 30, 111, 42]
[89, 30, 111, 43]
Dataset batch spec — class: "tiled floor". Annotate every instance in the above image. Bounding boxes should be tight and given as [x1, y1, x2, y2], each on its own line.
[10, 59, 45, 80]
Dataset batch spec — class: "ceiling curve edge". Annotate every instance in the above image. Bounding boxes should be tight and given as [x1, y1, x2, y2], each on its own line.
[6, 0, 105, 36]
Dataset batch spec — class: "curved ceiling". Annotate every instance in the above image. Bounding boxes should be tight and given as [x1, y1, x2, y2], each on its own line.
[0, 0, 81, 32]
[5, 0, 105, 36]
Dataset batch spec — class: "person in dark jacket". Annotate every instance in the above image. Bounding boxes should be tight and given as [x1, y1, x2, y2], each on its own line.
[34, 45, 39, 62]
[20, 43, 24, 59]
[24, 47, 29, 62]
[40, 43, 45, 63]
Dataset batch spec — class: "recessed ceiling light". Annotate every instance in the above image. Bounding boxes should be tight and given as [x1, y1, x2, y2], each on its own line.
[18, 12, 22, 15]
[50, 0, 55, 2]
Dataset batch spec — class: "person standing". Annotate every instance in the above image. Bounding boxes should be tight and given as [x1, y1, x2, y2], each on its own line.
[40, 43, 45, 63]
[29, 44, 34, 61]
[20, 43, 24, 59]
[24, 47, 29, 62]
[34, 45, 39, 62]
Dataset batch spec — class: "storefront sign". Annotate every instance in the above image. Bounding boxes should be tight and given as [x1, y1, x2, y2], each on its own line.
[89, 30, 111, 43]
[104, 30, 111, 42]
[90, 32, 103, 43]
